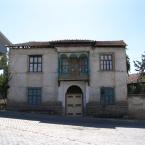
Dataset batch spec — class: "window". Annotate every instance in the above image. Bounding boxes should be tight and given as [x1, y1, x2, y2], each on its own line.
[29, 55, 42, 72]
[59, 53, 89, 77]
[100, 87, 115, 105]
[100, 54, 113, 71]
[79, 54, 88, 74]
[69, 54, 78, 73]
[27, 87, 41, 105]
[60, 55, 69, 74]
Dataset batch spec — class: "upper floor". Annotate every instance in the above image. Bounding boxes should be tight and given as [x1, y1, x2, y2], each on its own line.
[8, 40, 127, 82]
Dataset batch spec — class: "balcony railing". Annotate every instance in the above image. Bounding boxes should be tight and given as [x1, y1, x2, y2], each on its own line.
[58, 52, 89, 81]
[58, 66, 89, 81]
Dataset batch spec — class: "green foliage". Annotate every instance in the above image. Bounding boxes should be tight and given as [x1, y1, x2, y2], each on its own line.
[134, 52, 145, 77]
[130, 52, 145, 94]
[128, 83, 145, 94]
[0, 55, 10, 100]
[126, 54, 130, 74]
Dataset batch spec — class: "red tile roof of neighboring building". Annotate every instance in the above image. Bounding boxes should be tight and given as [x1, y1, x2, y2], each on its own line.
[128, 74, 140, 84]
[128, 73, 145, 84]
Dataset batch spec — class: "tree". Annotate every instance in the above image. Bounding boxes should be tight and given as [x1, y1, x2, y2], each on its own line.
[133, 52, 145, 94]
[134, 52, 145, 77]
[0, 54, 10, 106]
[126, 54, 130, 74]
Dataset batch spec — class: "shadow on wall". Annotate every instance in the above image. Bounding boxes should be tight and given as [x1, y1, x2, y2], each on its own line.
[0, 111, 145, 129]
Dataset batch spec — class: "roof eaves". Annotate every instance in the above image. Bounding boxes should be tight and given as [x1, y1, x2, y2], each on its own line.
[95, 40, 126, 47]
[6, 40, 127, 48]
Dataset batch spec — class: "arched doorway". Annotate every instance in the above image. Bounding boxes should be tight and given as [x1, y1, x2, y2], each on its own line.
[65, 85, 83, 116]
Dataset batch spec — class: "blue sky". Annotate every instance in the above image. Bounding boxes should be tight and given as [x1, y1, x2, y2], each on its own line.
[1, 0, 145, 73]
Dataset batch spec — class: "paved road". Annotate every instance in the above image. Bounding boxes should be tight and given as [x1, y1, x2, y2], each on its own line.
[0, 111, 145, 145]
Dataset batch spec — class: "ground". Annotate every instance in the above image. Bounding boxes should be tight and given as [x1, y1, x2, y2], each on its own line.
[0, 112, 145, 145]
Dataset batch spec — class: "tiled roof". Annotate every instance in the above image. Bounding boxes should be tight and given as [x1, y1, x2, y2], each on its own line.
[128, 74, 139, 84]
[95, 41, 126, 46]
[128, 73, 145, 84]
[12, 41, 50, 46]
[7, 40, 126, 48]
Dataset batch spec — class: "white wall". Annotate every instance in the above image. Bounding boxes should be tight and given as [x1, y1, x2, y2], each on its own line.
[89, 47, 127, 102]
[128, 95, 145, 119]
[8, 48, 58, 104]
[58, 81, 89, 107]
[8, 46, 127, 106]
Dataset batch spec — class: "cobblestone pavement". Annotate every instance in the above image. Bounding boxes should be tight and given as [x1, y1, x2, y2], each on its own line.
[0, 112, 145, 145]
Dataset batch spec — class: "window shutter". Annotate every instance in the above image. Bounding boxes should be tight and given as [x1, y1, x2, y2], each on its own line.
[100, 87, 105, 105]
[100, 87, 115, 105]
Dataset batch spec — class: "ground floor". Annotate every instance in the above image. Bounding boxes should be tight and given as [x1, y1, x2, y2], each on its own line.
[8, 81, 128, 117]
[0, 112, 145, 145]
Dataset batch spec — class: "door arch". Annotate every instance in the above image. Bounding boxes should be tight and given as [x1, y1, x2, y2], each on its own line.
[65, 85, 83, 116]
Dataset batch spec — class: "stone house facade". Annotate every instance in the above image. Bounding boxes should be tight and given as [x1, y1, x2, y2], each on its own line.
[8, 40, 128, 117]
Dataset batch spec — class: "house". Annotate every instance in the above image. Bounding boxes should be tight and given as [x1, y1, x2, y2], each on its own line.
[7, 40, 128, 117]
[128, 73, 145, 94]
[127, 73, 145, 119]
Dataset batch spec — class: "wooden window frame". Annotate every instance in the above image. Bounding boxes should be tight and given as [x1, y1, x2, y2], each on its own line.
[28, 55, 42, 72]
[79, 55, 88, 74]
[99, 53, 114, 71]
[27, 87, 42, 105]
[61, 57, 69, 74]
[100, 87, 115, 105]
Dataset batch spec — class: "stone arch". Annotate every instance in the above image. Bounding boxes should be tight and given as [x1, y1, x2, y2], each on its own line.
[60, 54, 68, 58]
[64, 83, 85, 96]
[66, 85, 83, 94]
[79, 53, 88, 58]
[65, 85, 83, 116]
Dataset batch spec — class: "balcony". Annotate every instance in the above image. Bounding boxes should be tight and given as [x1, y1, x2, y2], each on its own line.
[59, 68, 89, 81]
[58, 53, 89, 81]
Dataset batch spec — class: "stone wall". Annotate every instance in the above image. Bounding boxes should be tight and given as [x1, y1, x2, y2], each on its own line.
[128, 95, 145, 119]
[8, 48, 59, 106]
[7, 101, 63, 115]
[86, 101, 128, 117]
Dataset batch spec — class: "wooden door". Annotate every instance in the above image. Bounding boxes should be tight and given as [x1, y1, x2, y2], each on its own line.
[66, 94, 83, 116]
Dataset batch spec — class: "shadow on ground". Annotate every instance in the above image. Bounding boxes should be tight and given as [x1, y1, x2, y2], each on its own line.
[0, 111, 145, 129]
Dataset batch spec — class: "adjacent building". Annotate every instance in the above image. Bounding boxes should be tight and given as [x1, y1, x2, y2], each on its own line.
[128, 73, 145, 94]
[7, 40, 128, 117]
[0, 31, 11, 54]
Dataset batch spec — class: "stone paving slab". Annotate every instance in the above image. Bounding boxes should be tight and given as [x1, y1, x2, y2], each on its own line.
[0, 111, 145, 145]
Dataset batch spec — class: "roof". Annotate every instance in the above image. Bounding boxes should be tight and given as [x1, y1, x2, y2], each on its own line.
[7, 40, 126, 48]
[0, 31, 12, 53]
[128, 73, 145, 84]
[0, 31, 11, 46]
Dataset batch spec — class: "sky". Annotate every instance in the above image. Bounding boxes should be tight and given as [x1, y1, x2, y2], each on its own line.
[0, 0, 145, 73]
